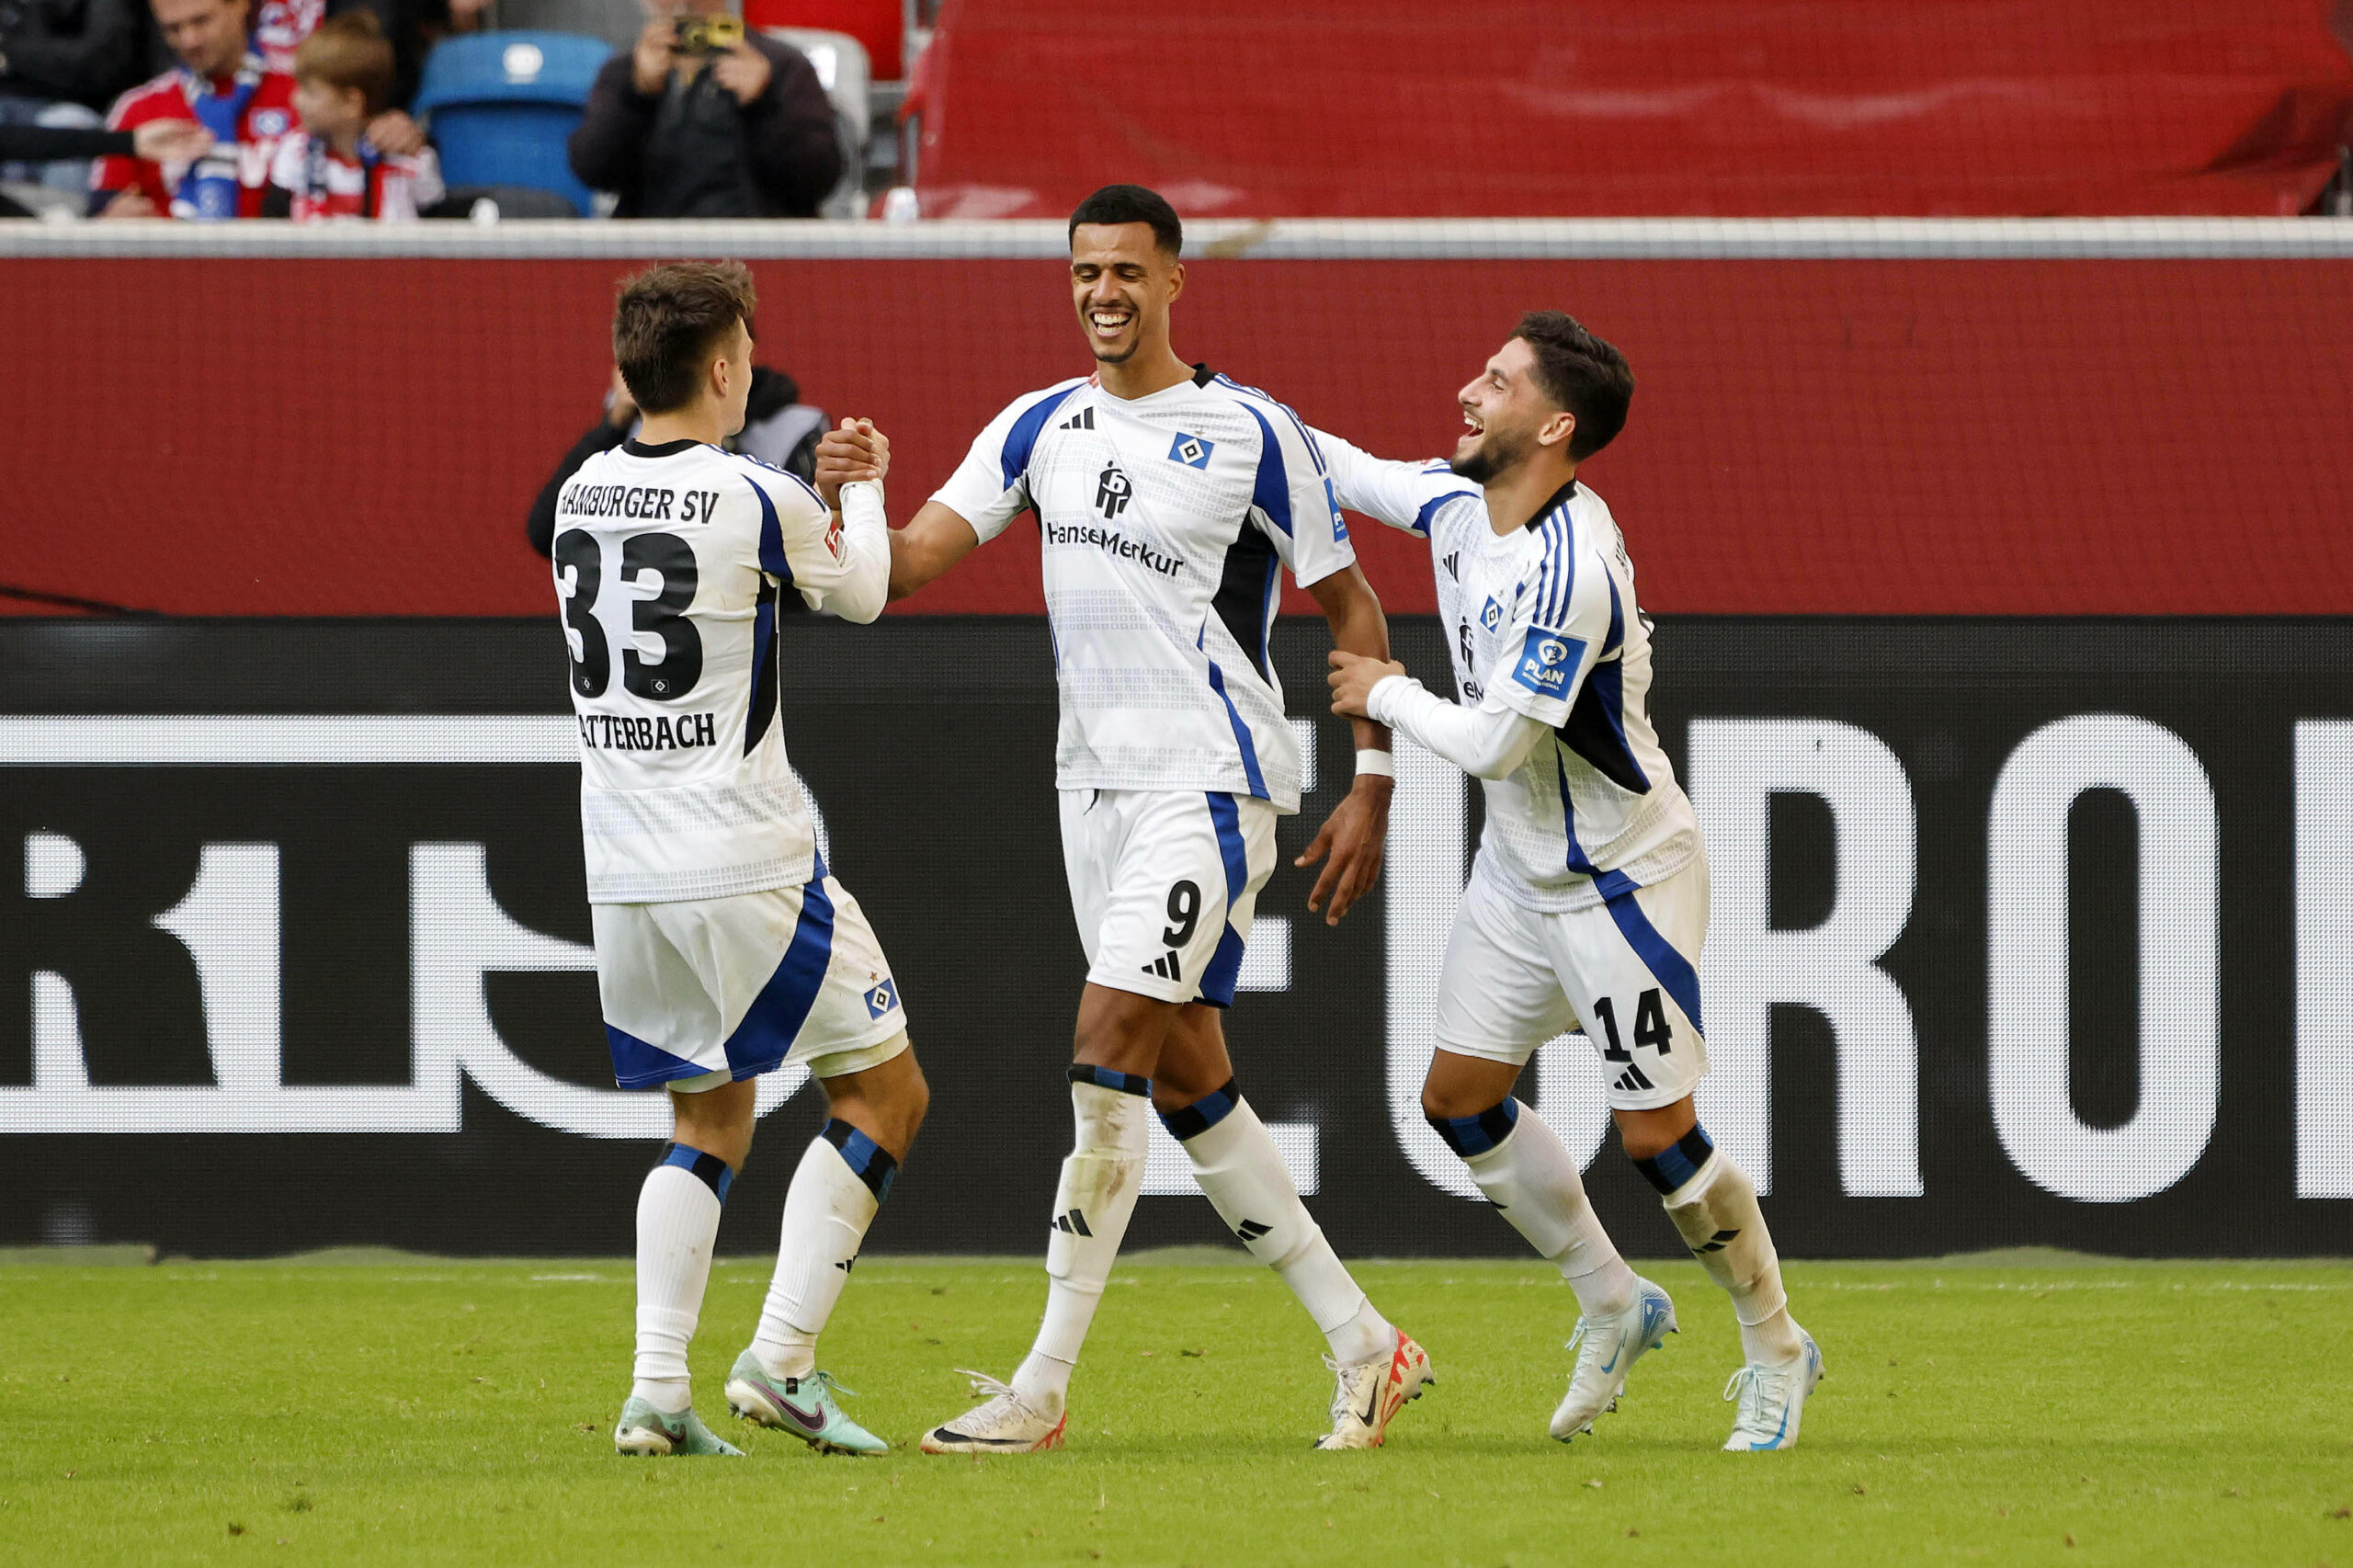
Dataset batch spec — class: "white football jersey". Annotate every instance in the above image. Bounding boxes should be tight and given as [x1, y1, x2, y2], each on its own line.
[551, 437, 881, 903]
[931, 367, 1358, 813]
[1316, 433, 1699, 913]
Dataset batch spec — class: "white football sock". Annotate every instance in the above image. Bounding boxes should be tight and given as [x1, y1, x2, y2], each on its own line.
[1011, 1072, 1151, 1414]
[1661, 1151, 1804, 1366]
[1176, 1090, 1394, 1366]
[1461, 1107, 1636, 1319]
[631, 1146, 727, 1411]
[751, 1125, 888, 1381]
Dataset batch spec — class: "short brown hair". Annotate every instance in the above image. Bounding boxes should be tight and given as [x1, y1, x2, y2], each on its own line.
[612, 261, 758, 416]
[292, 10, 394, 117]
[1514, 311, 1634, 460]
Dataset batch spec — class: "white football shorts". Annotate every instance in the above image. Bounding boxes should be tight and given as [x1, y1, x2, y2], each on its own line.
[594, 867, 908, 1091]
[1060, 788, 1278, 1007]
[1431, 857, 1711, 1111]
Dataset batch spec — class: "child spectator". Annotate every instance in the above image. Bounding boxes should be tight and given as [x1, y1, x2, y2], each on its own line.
[264, 9, 438, 219]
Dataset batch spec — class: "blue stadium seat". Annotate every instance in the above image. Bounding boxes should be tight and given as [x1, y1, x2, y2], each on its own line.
[413, 32, 612, 217]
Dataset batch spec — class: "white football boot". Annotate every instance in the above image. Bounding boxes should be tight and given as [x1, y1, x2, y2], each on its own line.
[1314, 1328, 1435, 1450]
[1721, 1330, 1824, 1451]
[1551, 1276, 1677, 1442]
[918, 1370, 1067, 1455]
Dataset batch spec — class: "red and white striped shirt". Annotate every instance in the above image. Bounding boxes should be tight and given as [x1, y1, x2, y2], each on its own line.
[268, 134, 443, 221]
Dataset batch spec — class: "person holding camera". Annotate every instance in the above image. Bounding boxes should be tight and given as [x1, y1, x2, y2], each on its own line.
[567, 0, 837, 219]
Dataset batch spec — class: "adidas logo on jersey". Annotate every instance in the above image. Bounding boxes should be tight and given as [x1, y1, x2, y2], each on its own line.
[1052, 1208, 1094, 1237]
[1612, 1061, 1655, 1094]
[1142, 951, 1183, 982]
[1441, 551, 1461, 580]
[1058, 406, 1097, 430]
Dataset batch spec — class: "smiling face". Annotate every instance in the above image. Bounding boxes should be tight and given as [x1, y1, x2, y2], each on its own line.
[1449, 336, 1575, 484]
[1069, 222, 1183, 368]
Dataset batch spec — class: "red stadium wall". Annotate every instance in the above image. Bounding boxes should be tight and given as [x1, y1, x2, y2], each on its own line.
[907, 0, 2353, 219]
[4, 252, 2352, 617]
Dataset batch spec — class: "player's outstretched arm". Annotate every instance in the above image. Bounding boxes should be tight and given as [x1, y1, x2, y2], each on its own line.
[1311, 426, 1463, 536]
[1294, 563, 1393, 926]
[886, 501, 983, 602]
[1328, 652, 1549, 780]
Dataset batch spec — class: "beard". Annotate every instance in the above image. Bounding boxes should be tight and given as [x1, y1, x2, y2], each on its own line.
[1091, 338, 1140, 364]
[1449, 426, 1530, 484]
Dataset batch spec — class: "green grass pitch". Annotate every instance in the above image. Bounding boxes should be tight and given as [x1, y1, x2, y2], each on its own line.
[4, 1252, 2348, 1567]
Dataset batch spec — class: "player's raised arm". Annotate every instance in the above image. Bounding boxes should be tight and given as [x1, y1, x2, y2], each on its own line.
[886, 501, 983, 601]
[1311, 426, 1478, 538]
[786, 417, 892, 623]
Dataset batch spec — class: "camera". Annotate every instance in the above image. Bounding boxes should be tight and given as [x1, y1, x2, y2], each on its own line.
[671, 13, 743, 53]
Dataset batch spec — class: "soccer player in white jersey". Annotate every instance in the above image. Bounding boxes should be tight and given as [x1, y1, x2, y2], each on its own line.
[552, 262, 930, 1460]
[1323, 313, 1824, 1452]
[868, 185, 1427, 1453]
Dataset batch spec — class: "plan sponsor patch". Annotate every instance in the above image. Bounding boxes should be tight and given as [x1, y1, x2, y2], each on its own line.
[1511, 629, 1585, 699]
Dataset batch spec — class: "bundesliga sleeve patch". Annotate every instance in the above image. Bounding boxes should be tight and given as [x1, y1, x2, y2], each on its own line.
[1511, 629, 1585, 700]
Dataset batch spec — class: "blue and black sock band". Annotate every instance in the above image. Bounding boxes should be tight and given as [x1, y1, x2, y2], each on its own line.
[1426, 1096, 1521, 1158]
[1069, 1063, 1151, 1097]
[659, 1142, 734, 1204]
[1157, 1077, 1242, 1142]
[1633, 1124, 1717, 1195]
[820, 1118, 899, 1202]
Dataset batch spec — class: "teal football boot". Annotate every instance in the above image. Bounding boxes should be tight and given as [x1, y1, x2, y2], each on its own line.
[613, 1395, 745, 1457]
[724, 1353, 889, 1456]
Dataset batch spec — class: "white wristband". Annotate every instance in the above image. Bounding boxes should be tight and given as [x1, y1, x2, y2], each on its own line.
[1355, 747, 1395, 779]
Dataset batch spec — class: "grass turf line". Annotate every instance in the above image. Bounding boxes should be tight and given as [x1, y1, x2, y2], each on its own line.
[3, 1257, 2347, 1567]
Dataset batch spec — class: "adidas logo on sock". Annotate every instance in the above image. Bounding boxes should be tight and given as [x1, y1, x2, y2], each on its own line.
[1052, 1208, 1094, 1237]
[1142, 951, 1183, 982]
[1233, 1219, 1272, 1243]
[1058, 407, 1097, 430]
[1690, 1228, 1740, 1255]
[1612, 1062, 1655, 1094]
[834, 1256, 858, 1273]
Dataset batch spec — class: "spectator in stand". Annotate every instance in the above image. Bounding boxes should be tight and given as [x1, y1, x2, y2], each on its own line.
[262, 9, 436, 218]
[0, 0, 152, 116]
[528, 361, 828, 555]
[567, 0, 837, 219]
[90, 0, 297, 216]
